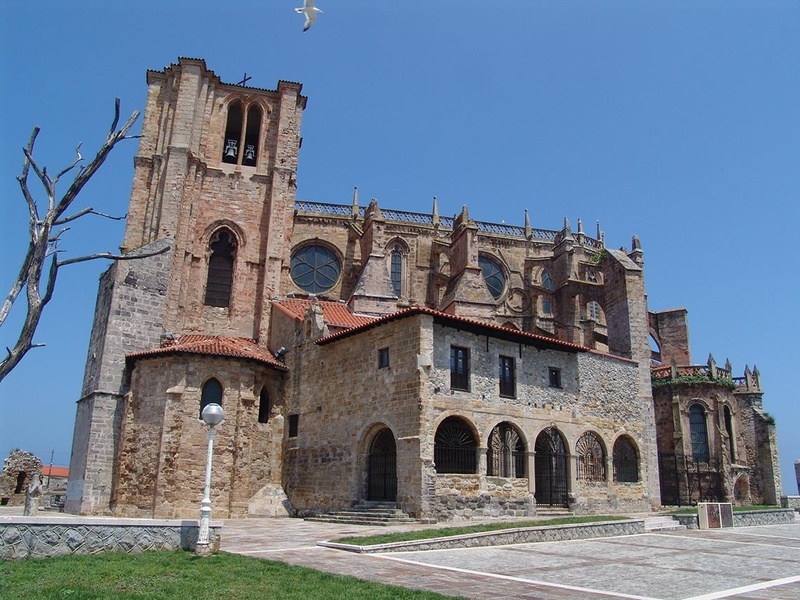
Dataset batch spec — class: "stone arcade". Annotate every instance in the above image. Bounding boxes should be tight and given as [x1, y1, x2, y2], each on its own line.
[65, 58, 781, 520]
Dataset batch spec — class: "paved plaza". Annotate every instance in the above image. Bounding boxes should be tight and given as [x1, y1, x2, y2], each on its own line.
[221, 518, 800, 600]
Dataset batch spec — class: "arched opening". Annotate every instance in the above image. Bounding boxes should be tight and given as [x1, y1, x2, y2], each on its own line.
[613, 436, 639, 482]
[367, 427, 397, 501]
[576, 431, 606, 482]
[200, 378, 223, 419]
[204, 229, 237, 307]
[222, 100, 243, 164]
[534, 428, 568, 507]
[723, 405, 736, 463]
[242, 105, 262, 166]
[390, 245, 403, 297]
[487, 422, 525, 478]
[258, 387, 270, 423]
[689, 404, 710, 464]
[434, 417, 477, 474]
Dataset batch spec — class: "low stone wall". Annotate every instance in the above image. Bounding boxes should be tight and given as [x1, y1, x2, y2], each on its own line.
[672, 509, 795, 530]
[0, 516, 221, 559]
[781, 496, 800, 511]
[320, 519, 644, 554]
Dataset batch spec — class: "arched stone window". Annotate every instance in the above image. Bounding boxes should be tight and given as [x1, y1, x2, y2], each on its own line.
[612, 436, 639, 482]
[723, 405, 735, 463]
[200, 378, 223, 419]
[576, 431, 606, 482]
[204, 229, 236, 307]
[258, 387, 270, 423]
[434, 417, 477, 474]
[390, 245, 403, 297]
[487, 422, 525, 478]
[242, 105, 262, 166]
[541, 270, 554, 291]
[222, 101, 243, 164]
[689, 404, 710, 463]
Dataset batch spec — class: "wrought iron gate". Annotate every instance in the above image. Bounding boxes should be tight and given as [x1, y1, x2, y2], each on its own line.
[534, 428, 568, 507]
[367, 428, 397, 501]
[658, 452, 681, 506]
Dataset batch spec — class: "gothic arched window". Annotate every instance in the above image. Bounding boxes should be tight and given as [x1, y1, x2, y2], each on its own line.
[613, 436, 639, 482]
[434, 417, 477, 474]
[200, 378, 223, 419]
[689, 404, 710, 464]
[541, 270, 554, 291]
[204, 229, 236, 307]
[390, 245, 403, 297]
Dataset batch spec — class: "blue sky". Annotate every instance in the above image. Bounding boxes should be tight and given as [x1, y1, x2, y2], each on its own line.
[1, 1, 798, 493]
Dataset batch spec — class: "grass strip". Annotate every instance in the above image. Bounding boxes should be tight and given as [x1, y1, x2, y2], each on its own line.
[334, 514, 629, 546]
[0, 550, 462, 600]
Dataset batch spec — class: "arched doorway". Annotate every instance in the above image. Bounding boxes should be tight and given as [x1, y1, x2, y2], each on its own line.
[534, 428, 569, 507]
[368, 428, 397, 501]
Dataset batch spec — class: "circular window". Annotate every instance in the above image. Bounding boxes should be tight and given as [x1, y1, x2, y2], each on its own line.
[479, 256, 505, 300]
[290, 245, 341, 293]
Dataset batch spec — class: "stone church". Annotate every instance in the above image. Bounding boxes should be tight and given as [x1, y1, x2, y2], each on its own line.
[65, 58, 782, 520]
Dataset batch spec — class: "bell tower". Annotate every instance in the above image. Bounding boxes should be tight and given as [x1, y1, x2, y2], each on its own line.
[66, 58, 306, 514]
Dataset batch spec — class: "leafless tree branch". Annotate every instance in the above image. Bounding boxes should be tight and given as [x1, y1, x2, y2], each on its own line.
[0, 100, 159, 384]
[54, 207, 126, 226]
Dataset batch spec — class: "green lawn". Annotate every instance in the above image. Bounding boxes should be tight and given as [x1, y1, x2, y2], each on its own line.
[0, 550, 462, 600]
[333, 514, 629, 546]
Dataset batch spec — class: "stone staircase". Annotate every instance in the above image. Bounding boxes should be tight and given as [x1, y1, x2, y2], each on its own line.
[304, 502, 418, 526]
[643, 515, 686, 532]
[534, 506, 573, 518]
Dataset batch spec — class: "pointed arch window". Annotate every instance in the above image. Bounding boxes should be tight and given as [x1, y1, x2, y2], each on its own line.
[204, 229, 236, 307]
[222, 101, 243, 164]
[390, 245, 403, 297]
[689, 404, 710, 463]
[200, 378, 223, 419]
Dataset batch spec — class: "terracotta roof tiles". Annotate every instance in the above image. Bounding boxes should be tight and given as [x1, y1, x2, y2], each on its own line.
[272, 298, 375, 329]
[127, 335, 287, 370]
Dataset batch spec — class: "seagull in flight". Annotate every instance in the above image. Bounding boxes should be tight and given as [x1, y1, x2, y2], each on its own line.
[295, 0, 322, 32]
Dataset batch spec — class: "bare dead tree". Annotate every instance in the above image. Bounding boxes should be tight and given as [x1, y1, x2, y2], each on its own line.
[0, 100, 168, 383]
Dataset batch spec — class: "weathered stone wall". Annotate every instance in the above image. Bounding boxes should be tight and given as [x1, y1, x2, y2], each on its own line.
[111, 354, 285, 519]
[649, 309, 691, 365]
[431, 474, 534, 521]
[0, 517, 220, 559]
[0, 451, 43, 506]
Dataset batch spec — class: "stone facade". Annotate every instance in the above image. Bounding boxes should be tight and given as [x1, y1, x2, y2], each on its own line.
[66, 58, 782, 520]
[0, 451, 42, 507]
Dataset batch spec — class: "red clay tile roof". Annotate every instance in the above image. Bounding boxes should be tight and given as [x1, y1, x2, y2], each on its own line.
[42, 466, 69, 478]
[317, 306, 589, 353]
[127, 335, 288, 370]
[272, 298, 375, 329]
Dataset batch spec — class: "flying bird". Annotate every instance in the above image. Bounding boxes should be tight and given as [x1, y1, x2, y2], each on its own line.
[295, 0, 322, 32]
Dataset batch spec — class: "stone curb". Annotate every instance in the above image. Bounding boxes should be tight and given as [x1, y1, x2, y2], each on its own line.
[318, 518, 645, 553]
[671, 508, 795, 530]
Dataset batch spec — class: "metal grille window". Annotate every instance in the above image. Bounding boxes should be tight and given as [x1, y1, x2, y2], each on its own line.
[204, 229, 236, 307]
[434, 417, 477, 474]
[576, 432, 606, 482]
[689, 404, 710, 463]
[450, 346, 470, 391]
[390, 246, 402, 297]
[200, 378, 222, 419]
[613, 436, 639, 482]
[487, 423, 525, 478]
[499, 356, 515, 397]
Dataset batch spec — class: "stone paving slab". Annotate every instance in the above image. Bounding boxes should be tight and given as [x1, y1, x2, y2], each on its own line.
[221, 519, 800, 600]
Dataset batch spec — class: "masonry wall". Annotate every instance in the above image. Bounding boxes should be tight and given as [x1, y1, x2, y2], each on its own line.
[112, 355, 285, 519]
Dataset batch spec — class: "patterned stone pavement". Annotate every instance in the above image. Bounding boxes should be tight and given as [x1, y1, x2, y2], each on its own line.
[221, 518, 800, 600]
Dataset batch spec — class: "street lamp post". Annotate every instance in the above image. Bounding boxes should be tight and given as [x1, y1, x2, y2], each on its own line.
[195, 402, 224, 557]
